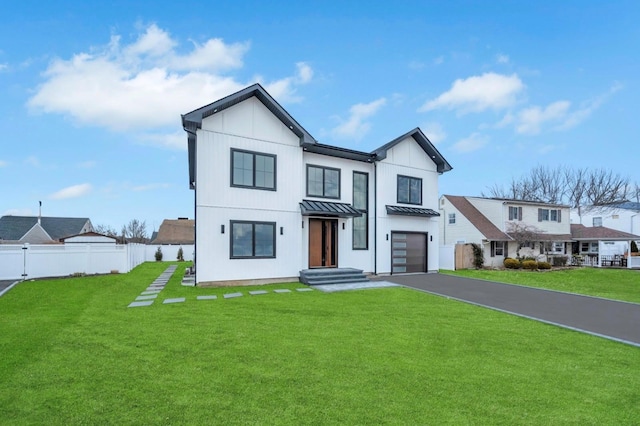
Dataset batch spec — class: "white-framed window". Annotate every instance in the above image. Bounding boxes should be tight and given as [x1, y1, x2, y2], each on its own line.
[491, 241, 506, 257]
[538, 208, 562, 222]
[448, 213, 456, 224]
[508, 206, 522, 221]
[593, 217, 603, 227]
[552, 242, 564, 253]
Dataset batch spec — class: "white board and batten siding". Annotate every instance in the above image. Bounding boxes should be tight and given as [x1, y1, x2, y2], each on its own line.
[195, 97, 305, 284]
[375, 137, 441, 274]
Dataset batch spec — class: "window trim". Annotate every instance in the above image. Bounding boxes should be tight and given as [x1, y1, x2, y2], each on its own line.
[538, 208, 562, 222]
[230, 148, 277, 191]
[508, 206, 522, 221]
[448, 213, 456, 225]
[306, 164, 341, 199]
[397, 175, 423, 205]
[230, 220, 276, 259]
[352, 171, 369, 250]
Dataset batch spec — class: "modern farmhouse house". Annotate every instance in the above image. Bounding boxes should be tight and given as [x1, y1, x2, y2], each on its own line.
[182, 84, 452, 286]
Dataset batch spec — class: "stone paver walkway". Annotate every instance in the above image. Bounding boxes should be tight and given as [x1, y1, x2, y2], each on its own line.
[128, 267, 315, 308]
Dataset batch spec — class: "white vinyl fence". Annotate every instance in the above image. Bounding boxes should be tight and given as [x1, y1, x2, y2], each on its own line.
[439, 245, 456, 271]
[0, 243, 194, 281]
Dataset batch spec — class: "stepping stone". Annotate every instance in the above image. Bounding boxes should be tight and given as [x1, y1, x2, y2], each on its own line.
[224, 292, 243, 299]
[274, 289, 291, 293]
[163, 298, 186, 304]
[296, 288, 314, 292]
[128, 300, 154, 308]
[249, 290, 268, 295]
[197, 295, 217, 300]
[146, 288, 163, 292]
[141, 290, 161, 295]
[136, 294, 158, 301]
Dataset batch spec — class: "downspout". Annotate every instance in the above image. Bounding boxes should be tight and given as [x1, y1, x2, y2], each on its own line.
[373, 161, 377, 275]
[184, 127, 198, 286]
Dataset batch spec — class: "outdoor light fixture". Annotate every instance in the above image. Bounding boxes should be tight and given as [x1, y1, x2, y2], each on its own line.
[280, 227, 284, 235]
[342, 223, 345, 230]
[386, 234, 389, 241]
[221, 224, 225, 234]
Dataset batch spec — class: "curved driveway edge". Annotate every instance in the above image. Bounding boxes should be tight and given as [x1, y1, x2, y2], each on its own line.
[382, 273, 640, 348]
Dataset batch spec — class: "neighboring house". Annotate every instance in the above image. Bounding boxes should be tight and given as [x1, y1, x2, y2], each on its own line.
[60, 232, 118, 244]
[570, 224, 640, 267]
[570, 201, 640, 237]
[0, 215, 93, 244]
[439, 195, 572, 267]
[182, 83, 452, 286]
[151, 218, 195, 245]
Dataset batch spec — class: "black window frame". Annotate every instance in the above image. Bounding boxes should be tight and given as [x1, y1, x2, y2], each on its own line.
[397, 175, 422, 205]
[352, 171, 369, 250]
[230, 220, 276, 259]
[306, 164, 341, 199]
[230, 148, 277, 191]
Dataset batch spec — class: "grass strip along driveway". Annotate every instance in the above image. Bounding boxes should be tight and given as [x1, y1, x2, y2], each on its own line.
[1, 263, 639, 424]
[443, 267, 640, 304]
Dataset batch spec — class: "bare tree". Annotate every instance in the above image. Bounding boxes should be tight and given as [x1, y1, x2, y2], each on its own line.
[506, 221, 545, 259]
[632, 182, 640, 204]
[485, 166, 630, 211]
[121, 219, 149, 243]
[94, 224, 118, 236]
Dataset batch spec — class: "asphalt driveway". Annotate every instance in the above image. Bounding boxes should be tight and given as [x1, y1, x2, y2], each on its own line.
[381, 273, 640, 348]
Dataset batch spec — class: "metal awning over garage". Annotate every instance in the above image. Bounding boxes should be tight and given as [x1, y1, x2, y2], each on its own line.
[300, 200, 362, 218]
[386, 205, 440, 217]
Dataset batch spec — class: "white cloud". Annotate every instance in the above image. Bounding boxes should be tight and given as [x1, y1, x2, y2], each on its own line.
[0, 160, 7, 167]
[453, 133, 488, 153]
[496, 54, 510, 64]
[408, 60, 426, 70]
[0, 63, 7, 72]
[434, 56, 444, 65]
[331, 98, 387, 140]
[49, 183, 93, 200]
[137, 130, 186, 150]
[419, 72, 524, 113]
[421, 122, 447, 144]
[28, 24, 312, 145]
[516, 101, 571, 135]
[4, 208, 33, 216]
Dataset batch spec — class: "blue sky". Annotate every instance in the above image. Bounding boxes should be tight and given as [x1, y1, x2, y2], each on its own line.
[1, 1, 638, 233]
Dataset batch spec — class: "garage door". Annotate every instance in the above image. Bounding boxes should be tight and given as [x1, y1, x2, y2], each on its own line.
[391, 232, 427, 274]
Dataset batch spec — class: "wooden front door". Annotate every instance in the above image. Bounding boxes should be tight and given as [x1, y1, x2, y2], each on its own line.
[309, 219, 338, 268]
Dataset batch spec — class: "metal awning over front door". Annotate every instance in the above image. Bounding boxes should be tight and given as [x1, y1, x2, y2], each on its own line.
[386, 205, 440, 217]
[300, 200, 362, 218]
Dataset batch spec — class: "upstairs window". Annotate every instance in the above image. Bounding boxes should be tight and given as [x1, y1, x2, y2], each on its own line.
[397, 175, 422, 205]
[307, 165, 340, 199]
[538, 208, 561, 222]
[231, 149, 276, 190]
[448, 213, 456, 224]
[508, 206, 522, 221]
[593, 217, 603, 227]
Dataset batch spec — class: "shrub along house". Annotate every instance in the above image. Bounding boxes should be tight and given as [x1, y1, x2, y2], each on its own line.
[182, 84, 452, 286]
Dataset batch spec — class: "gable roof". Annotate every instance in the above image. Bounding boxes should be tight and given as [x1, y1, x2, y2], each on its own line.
[373, 128, 452, 173]
[182, 83, 317, 189]
[444, 195, 511, 241]
[182, 85, 453, 188]
[583, 201, 640, 212]
[151, 219, 195, 245]
[0, 216, 91, 241]
[571, 224, 640, 241]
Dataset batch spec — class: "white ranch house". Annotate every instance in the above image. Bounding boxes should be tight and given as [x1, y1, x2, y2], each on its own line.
[182, 84, 452, 286]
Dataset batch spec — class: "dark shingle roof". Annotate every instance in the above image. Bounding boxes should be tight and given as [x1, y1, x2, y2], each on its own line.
[386, 205, 440, 217]
[444, 195, 511, 241]
[571, 224, 640, 241]
[0, 216, 90, 241]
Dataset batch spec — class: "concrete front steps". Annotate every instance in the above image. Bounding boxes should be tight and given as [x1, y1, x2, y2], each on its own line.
[299, 268, 369, 286]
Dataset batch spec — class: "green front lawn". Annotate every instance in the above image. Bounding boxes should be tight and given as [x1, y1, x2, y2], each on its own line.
[443, 267, 640, 304]
[1, 262, 638, 424]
